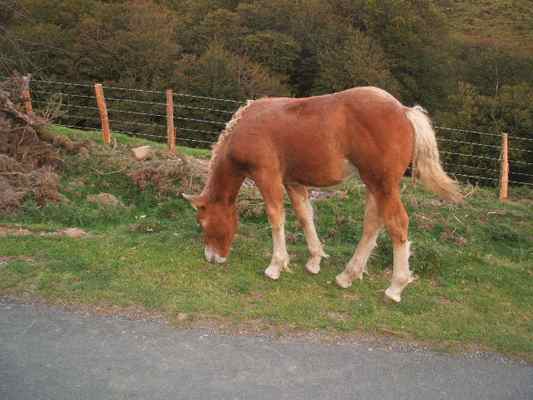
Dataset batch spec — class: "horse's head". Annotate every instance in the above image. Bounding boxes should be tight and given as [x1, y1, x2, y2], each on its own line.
[183, 193, 238, 263]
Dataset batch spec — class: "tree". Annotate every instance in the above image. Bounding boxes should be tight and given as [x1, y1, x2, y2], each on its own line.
[174, 43, 289, 99]
[454, 45, 533, 97]
[365, 0, 454, 107]
[74, 1, 180, 86]
[198, 9, 245, 53]
[313, 28, 398, 95]
[242, 31, 300, 78]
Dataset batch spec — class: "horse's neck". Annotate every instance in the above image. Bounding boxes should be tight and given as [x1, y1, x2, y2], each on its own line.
[204, 153, 244, 205]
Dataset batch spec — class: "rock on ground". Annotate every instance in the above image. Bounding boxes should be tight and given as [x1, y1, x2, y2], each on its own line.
[131, 145, 153, 161]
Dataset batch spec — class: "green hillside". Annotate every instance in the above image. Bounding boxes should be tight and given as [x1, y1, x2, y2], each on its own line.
[437, 0, 533, 55]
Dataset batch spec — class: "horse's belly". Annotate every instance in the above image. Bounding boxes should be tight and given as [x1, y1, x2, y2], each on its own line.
[286, 159, 355, 187]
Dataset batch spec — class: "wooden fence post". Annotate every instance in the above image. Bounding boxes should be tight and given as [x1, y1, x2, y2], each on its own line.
[21, 75, 33, 114]
[499, 132, 509, 201]
[94, 83, 111, 145]
[166, 89, 176, 154]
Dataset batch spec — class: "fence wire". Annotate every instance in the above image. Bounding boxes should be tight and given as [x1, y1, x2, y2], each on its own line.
[15, 78, 531, 187]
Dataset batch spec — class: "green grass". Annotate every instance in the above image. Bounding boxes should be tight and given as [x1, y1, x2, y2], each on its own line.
[1, 126, 532, 360]
[52, 125, 211, 159]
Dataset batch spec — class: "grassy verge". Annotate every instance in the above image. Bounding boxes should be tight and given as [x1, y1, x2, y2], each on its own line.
[51, 125, 211, 159]
[1, 126, 532, 360]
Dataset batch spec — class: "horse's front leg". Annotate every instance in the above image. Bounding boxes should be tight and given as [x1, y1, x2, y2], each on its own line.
[286, 184, 328, 274]
[254, 172, 289, 280]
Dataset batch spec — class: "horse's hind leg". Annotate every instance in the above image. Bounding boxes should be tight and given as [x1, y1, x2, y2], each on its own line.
[336, 192, 382, 288]
[286, 184, 328, 274]
[379, 189, 414, 303]
[253, 170, 290, 280]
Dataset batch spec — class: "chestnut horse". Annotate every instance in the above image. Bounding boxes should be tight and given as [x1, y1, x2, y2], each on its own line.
[184, 87, 462, 303]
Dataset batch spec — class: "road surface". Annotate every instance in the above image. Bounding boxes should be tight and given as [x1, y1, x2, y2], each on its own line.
[1, 299, 531, 400]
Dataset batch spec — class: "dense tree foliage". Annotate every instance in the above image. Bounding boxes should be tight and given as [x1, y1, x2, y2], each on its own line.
[1, 0, 531, 181]
[2, 0, 531, 107]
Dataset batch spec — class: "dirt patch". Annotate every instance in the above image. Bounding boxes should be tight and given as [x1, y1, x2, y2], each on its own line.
[0, 256, 33, 264]
[58, 228, 88, 238]
[0, 224, 87, 238]
[0, 225, 33, 237]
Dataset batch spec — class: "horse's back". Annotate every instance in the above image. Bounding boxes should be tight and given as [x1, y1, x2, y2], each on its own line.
[227, 87, 414, 187]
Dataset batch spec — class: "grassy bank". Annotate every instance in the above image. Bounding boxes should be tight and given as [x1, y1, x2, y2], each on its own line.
[1, 126, 532, 360]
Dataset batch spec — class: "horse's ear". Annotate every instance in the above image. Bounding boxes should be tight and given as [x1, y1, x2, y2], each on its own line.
[182, 193, 206, 210]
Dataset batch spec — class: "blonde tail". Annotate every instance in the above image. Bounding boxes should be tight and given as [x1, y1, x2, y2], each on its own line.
[405, 106, 463, 203]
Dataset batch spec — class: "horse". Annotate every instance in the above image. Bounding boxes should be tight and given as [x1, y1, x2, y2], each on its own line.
[183, 86, 462, 303]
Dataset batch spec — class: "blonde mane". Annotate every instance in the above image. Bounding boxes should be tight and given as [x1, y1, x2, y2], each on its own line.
[207, 99, 254, 174]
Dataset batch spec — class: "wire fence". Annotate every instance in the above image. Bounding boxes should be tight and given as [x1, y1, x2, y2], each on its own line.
[22, 78, 533, 187]
[29, 78, 240, 147]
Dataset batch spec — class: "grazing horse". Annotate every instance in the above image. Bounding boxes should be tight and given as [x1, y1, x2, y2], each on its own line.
[184, 87, 462, 303]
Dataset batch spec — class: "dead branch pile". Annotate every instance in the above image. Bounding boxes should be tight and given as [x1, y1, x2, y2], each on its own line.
[0, 75, 88, 212]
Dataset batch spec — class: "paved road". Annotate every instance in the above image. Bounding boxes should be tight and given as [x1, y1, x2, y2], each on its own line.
[1, 299, 531, 400]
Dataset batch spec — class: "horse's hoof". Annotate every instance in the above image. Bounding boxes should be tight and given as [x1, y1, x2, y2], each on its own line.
[384, 288, 401, 303]
[305, 259, 321, 275]
[335, 272, 352, 289]
[265, 266, 280, 280]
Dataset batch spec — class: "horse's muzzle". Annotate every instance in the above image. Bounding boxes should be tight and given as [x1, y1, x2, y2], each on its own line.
[204, 246, 226, 264]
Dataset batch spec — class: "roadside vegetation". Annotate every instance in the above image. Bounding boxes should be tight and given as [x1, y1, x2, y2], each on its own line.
[1, 127, 532, 360]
